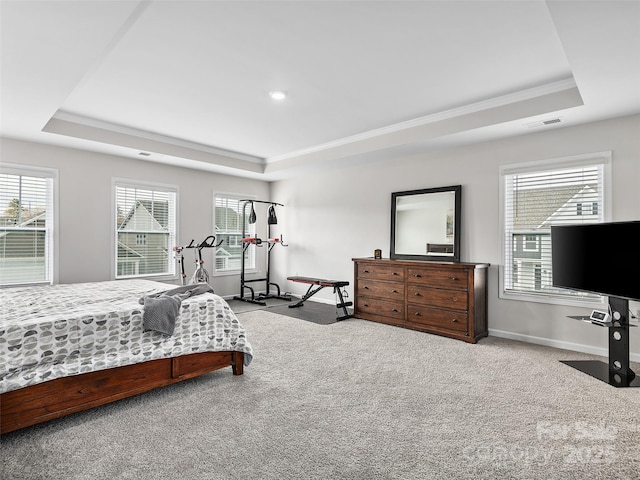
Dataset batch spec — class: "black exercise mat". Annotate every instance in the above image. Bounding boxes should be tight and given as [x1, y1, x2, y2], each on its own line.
[267, 301, 348, 325]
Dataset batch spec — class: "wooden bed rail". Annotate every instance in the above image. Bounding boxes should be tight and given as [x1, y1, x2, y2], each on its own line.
[0, 351, 243, 435]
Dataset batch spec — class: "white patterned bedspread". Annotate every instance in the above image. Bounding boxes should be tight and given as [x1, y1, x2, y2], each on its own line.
[0, 280, 253, 394]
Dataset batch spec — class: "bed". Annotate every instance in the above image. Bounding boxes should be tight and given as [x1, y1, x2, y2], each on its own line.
[0, 280, 253, 434]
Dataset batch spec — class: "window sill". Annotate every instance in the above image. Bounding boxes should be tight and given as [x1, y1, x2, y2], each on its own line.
[115, 274, 179, 283]
[499, 290, 606, 308]
[1, 280, 52, 288]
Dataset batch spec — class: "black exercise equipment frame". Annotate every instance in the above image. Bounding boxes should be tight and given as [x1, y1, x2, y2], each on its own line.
[174, 235, 223, 285]
[234, 200, 290, 306]
[287, 276, 353, 321]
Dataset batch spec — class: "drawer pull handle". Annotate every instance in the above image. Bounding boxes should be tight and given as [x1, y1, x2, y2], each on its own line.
[450, 276, 459, 281]
[392, 272, 399, 276]
[452, 296, 458, 302]
[414, 292, 421, 296]
[452, 318, 458, 323]
[391, 308, 399, 312]
[414, 274, 422, 278]
[414, 312, 420, 316]
[363, 269, 370, 273]
[391, 289, 398, 293]
[364, 286, 369, 289]
[363, 303, 369, 307]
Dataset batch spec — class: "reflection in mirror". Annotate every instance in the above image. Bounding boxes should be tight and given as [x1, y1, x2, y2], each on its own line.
[390, 185, 461, 262]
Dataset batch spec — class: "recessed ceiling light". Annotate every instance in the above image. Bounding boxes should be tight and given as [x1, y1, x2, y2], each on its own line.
[269, 90, 287, 100]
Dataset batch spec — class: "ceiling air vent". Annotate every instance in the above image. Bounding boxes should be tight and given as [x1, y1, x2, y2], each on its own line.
[525, 117, 563, 129]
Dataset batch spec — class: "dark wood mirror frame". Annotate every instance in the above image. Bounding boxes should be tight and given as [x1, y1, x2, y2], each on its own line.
[390, 185, 461, 262]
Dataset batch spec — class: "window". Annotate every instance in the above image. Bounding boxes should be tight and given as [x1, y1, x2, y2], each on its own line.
[576, 202, 598, 216]
[0, 164, 57, 285]
[214, 194, 255, 273]
[523, 234, 539, 252]
[114, 180, 177, 279]
[500, 152, 611, 305]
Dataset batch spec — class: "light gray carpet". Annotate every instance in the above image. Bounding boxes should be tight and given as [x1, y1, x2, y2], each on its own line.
[2, 311, 639, 480]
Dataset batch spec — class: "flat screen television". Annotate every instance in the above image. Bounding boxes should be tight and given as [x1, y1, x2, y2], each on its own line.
[551, 221, 640, 302]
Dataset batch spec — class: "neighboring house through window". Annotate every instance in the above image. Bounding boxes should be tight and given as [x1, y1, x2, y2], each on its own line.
[0, 164, 57, 285]
[500, 152, 611, 305]
[214, 194, 255, 273]
[114, 180, 177, 279]
[577, 201, 598, 216]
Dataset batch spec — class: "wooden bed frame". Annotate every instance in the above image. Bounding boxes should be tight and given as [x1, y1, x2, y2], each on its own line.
[0, 350, 244, 434]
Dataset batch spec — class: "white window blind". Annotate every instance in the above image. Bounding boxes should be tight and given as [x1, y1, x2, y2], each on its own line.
[501, 153, 610, 303]
[0, 167, 56, 285]
[214, 195, 255, 272]
[115, 182, 176, 279]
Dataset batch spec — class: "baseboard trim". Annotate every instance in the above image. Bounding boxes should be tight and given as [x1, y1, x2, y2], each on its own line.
[489, 328, 640, 363]
[221, 295, 639, 363]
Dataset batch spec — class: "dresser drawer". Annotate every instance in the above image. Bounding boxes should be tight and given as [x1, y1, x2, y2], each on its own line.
[357, 279, 404, 301]
[407, 305, 468, 332]
[407, 286, 468, 311]
[407, 267, 468, 290]
[357, 297, 404, 321]
[353, 258, 488, 343]
[357, 264, 404, 282]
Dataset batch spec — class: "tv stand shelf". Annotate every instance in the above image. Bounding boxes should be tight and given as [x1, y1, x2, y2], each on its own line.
[562, 297, 638, 388]
[561, 360, 640, 387]
[567, 315, 637, 328]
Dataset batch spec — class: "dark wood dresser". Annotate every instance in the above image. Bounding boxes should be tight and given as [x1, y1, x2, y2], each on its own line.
[352, 258, 489, 343]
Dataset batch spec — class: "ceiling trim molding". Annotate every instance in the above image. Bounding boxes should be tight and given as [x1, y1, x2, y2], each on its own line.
[265, 77, 578, 164]
[48, 110, 265, 164]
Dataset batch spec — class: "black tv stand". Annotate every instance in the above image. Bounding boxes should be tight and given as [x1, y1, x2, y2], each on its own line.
[563, 296, 639, 387]
[560, 360, 639, 387]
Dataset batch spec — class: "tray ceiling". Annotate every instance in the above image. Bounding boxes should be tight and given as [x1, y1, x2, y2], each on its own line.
[1, 1, 638, 180]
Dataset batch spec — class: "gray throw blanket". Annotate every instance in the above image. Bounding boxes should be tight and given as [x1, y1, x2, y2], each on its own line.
[139, 283, 214, 336]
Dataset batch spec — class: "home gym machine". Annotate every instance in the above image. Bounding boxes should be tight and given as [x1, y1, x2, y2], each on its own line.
[233, 200, 290, 306]
[287, 276, 353, 321]
[173, 235, 223, 285]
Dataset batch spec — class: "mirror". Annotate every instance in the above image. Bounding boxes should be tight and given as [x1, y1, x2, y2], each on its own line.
[390, 185, 461, 262]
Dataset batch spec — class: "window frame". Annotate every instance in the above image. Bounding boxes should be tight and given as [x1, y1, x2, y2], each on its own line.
[112, 178, 178, 281]
[499, 152, 612, 307]
[0, 163, 58, 286]
[213, 192, 257, 276]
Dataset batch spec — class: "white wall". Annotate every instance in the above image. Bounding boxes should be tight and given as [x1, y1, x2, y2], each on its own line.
[0, 138, 270, 297]
[269, 114, 640, 359]
[3, 115, 638, 358]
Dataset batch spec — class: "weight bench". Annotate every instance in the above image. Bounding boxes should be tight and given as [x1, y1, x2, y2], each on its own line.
[287, 276, 353, 321]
